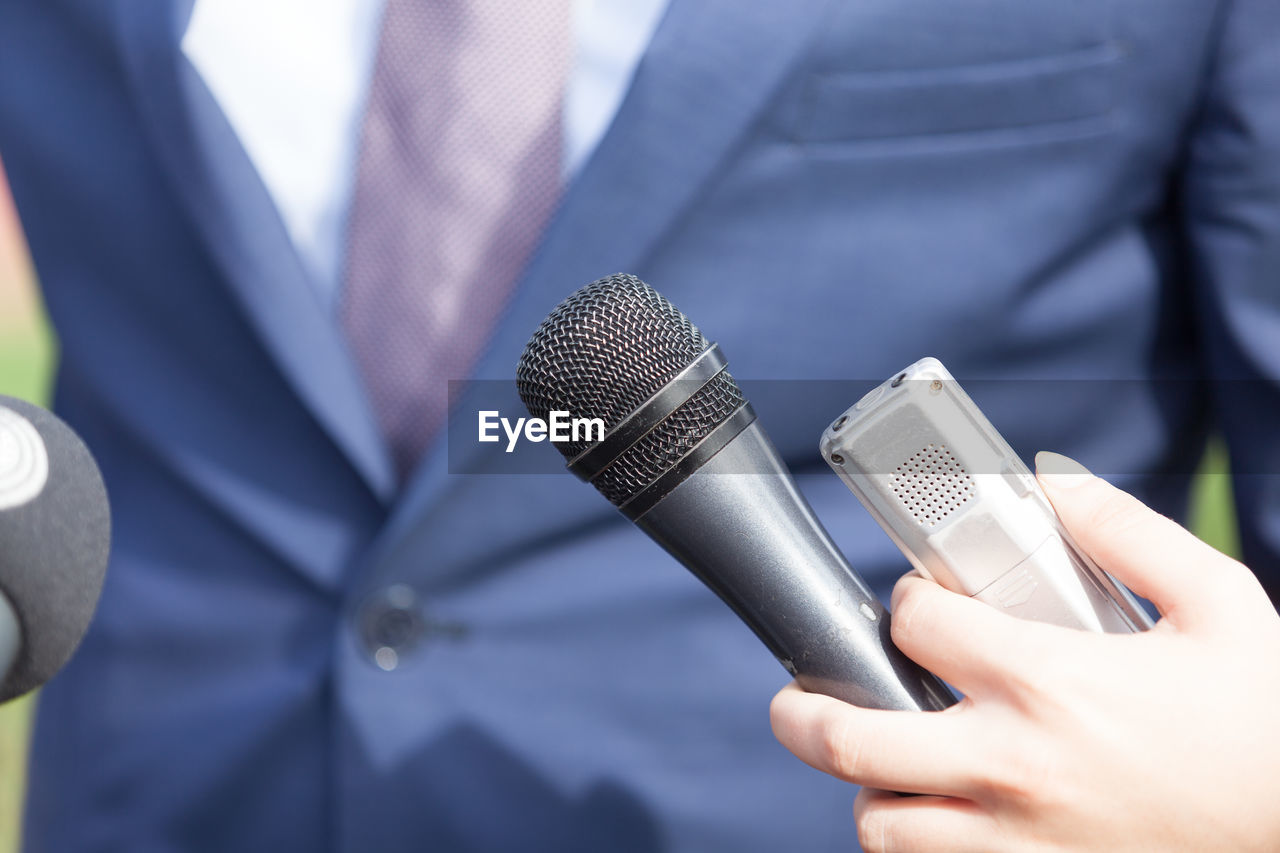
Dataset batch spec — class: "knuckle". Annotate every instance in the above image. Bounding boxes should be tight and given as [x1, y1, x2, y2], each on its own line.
[820, 709, 868, 781]
[855, 800, 891, 853]
[998, 658, 1052, 702]
[981, 742, 1069, 813]
[1000, 635, 1068, 698]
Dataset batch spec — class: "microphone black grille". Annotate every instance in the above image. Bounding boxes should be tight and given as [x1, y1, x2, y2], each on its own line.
[517, 274, 746, 506]
[517, 274, 706, 440]
[590, 377, 746, 505]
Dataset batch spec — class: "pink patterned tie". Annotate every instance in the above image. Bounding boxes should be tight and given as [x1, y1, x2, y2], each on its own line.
[342, 0, 570, 483]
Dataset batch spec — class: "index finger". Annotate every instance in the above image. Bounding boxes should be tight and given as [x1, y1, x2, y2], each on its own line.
[1035, 451, 1264, 631]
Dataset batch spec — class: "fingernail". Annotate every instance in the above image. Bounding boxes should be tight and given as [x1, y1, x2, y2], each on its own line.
[890, 580, 906, 612]
[1035, 451, 1094, 489]
[889, 570, 922, 611]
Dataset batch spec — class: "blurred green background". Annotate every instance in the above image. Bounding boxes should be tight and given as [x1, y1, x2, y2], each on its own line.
[0, 321, 55, 849]
[1, 159, 57, 853]
[0, 163, 1242, 851]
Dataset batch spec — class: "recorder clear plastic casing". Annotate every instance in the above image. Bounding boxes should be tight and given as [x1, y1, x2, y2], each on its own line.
[820, 357, 1152, 633]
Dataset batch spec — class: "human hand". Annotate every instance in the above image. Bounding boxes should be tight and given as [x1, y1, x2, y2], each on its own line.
[770, 452, 1280, 852]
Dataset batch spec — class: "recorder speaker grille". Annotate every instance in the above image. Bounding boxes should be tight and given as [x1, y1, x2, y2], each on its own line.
[890, 444, 974, 527]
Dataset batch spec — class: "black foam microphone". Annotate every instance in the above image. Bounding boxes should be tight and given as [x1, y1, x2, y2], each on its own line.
[0, 395, 110, 703]
[517, 274, 954, 712]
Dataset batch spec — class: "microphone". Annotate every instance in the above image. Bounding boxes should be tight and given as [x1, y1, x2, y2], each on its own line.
[0, 395, 110, 703]
[517, 274, 954, 712]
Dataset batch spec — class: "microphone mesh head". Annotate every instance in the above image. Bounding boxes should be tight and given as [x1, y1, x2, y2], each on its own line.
[0, 396, 110, 702]
[517, 274, 746, 506]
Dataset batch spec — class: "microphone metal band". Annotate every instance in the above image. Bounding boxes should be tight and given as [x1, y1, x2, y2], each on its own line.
[619, 402, 757, 521]
[568, 344, 728, 483]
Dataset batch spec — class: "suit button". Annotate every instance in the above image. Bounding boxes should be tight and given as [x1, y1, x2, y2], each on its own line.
[358, 584, 424, 671]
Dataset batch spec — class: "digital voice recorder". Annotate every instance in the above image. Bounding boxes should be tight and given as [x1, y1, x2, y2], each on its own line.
[820, 357, 1152, 633]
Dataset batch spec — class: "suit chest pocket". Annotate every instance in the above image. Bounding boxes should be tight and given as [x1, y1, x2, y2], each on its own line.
[791, 0, 1121, 148]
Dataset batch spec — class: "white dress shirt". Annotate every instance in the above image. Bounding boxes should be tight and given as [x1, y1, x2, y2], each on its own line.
[182, 0, 671, 306]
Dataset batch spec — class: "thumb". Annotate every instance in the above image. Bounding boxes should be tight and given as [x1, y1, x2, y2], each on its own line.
[1034, 451, 1255, 632]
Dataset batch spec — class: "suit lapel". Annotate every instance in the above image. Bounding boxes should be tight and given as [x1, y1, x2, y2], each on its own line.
[110, 0, 396, 503]
[380, 0, 833, 551]
[108, 0, 831, 560]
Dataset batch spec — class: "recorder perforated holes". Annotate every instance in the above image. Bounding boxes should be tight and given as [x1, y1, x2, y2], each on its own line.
[889, 444, 974, 527]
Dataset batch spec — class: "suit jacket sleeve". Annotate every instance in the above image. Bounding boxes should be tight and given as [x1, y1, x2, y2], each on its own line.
[1182, 0, 1280, 593]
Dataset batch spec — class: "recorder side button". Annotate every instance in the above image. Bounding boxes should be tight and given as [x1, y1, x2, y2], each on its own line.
[971, 535, 1056, 614]
[855, 384, 885, 410]
[985, 568, 1038, 608]
[1001, 460, 1034, 497]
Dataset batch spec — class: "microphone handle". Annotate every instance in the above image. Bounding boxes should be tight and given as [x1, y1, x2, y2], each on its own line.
[634, 422, 956, 712]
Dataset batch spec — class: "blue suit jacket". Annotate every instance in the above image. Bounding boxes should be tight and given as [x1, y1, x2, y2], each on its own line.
[2, 1, 1279, 850]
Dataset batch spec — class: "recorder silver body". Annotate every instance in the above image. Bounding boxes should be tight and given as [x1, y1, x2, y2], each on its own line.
[820, 357, 1152, 634]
